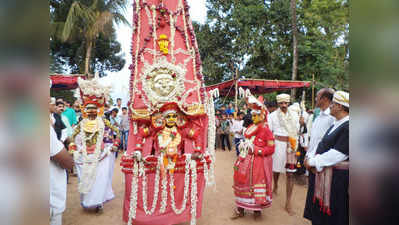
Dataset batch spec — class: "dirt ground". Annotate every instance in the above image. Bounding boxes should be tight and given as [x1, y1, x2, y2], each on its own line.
[63, 149, 311, 225]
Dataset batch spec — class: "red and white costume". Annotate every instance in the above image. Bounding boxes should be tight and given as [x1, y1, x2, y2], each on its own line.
[233, 88, 275, 210]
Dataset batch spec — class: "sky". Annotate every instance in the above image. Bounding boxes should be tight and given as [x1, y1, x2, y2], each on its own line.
[99, 0, 207, 106]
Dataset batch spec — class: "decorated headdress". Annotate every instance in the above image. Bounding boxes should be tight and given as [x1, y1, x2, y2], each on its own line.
[75, 72, 111, 117]
[159, 102, 181, 116]
[239, 87, 268, 116]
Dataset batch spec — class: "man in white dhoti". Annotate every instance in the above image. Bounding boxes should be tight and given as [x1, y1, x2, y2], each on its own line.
[50, 108, 74, 225]
[68, 75, 120, 213]
[268, 93, 299, 215]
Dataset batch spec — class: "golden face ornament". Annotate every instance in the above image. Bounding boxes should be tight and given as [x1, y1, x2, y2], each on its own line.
[251, 113, 264, 125]
[165, 112, 178, 127]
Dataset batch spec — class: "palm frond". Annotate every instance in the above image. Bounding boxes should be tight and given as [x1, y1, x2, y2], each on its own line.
[88, 11, 113, 39]
[50, 21, 65, 39]
[112, 12, 130, 26]
[62, 1, 92, 42]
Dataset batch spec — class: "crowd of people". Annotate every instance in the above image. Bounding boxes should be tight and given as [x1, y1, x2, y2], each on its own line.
[216, 89, 349, 225]
[50, 87, 349, 225]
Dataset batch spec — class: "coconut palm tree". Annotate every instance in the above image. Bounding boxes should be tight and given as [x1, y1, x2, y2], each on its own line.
[54, 0, 129, 77]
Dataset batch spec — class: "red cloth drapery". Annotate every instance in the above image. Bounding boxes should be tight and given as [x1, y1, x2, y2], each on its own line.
[50, 74, 85, 90]
[205, 79, 310, 96]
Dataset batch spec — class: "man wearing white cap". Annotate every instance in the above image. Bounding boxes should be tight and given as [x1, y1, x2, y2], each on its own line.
[303, 91, 349, 225]
[267, 93, 300, 215]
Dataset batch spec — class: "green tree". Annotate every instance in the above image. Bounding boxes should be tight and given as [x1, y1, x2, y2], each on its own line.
[50, 0, 129, 77]
[195, 0, 349, 100]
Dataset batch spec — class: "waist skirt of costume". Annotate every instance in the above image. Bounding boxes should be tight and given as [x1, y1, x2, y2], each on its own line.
[304, 169, 349, 225]
[75, 144, 114, 208]
[233, 154, 273, 211]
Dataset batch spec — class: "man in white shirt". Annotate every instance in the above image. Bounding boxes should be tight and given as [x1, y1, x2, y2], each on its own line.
[230, 112, 244, 156]
[304, 91, 349, 225]
[305, 88, 335, 160]
[114, 98, 124, 118]
[50, 125, 74, 225]
[268, 93, 299, 215]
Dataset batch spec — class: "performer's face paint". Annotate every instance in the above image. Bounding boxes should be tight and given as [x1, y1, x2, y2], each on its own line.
[252, 113, 263, 124]
[165, 112, 178, 127]
[86, 104, 98, 119]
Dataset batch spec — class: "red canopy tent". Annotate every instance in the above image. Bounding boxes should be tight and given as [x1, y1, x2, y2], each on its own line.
[205, 78, 310, 96]
[50, 74, 86, 90]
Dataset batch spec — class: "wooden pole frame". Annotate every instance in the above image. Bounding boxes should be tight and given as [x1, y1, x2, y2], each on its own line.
[234, 67, 238, 118]
[312, 73, 315, 109]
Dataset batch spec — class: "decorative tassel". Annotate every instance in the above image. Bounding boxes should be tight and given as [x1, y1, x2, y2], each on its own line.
[326, 207, 332, 216]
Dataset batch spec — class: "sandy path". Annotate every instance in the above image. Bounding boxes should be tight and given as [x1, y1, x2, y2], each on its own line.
[63, 150, 311, 225]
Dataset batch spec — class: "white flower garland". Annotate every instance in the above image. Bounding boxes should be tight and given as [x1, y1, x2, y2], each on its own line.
[77, 117, 105, 194]
[277, 108, 298, 138]
[169, 156, 191, 214]
[170, 13, 176, 63]
[190, 160, 198, 225]
[205, 89, 218, 187]
[127, 160, 139, 225]
[277, 108, 298, 153]
[126, 153, 208, 225]
[141, 158, 161, 215]
[159, 169, 168, 213]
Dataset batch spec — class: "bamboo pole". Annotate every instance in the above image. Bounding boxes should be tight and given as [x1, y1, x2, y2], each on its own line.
[234, 67, 238, 118]
[312, 73, 315, 109]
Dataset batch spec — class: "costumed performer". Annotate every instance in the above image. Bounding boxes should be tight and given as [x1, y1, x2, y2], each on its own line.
[68, 75, 120, 213]
[231, 88, 275, 220]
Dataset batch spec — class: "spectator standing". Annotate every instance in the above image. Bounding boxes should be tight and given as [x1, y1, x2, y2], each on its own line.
[266, 101, 278, 113]
[73, 100, 82, 123]
[228, 113, 235, 150]
[62, 100, 77, 127]
[53, 100, 67, 141]
[243, 105, 253, 128]
[58, 101, 73, 140]
[230, 112, 245, 156]
[268, 93, 300, 215]
[215, 110, 222, 150]
[114, 98, 123, 117]
[119, 107, 130, 151]
[220, 113, 231, 151]
[225, 102, 235, 115]
[110, 108, 120, 157]
[241, 104, 248, 115]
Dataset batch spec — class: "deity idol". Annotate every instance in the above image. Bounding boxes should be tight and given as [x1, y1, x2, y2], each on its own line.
[69, 75, 120, 213]
[120, 1, 217, 225]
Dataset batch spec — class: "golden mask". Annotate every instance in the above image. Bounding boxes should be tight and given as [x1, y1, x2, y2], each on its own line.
[165, 112, 178, 127]
[251, 113, 264, 125]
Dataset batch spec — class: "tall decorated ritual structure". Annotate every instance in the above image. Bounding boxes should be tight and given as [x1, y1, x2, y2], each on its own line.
[121, 0, 217, 225]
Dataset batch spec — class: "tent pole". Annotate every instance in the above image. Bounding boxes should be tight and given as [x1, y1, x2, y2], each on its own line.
[312, 73, 315, 109]
[235, 67, 238, 118]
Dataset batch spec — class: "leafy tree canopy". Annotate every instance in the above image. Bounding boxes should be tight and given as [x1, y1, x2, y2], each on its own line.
[50, 0, 128, 77]
[195, 0, 349, 99]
